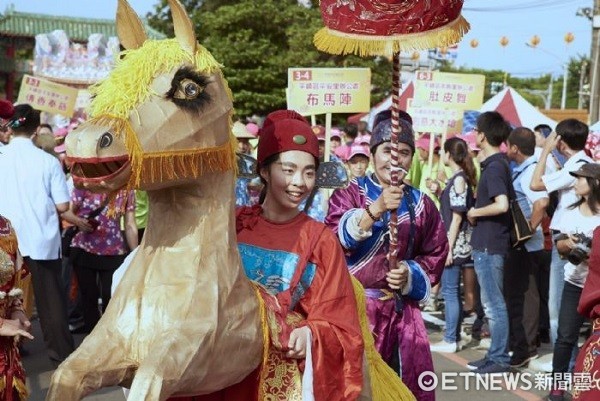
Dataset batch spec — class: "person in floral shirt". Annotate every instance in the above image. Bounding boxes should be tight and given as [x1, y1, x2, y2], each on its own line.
[65, 189, 137, 333]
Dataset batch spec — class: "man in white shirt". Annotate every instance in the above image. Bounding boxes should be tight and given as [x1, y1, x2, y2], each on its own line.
[505, 127, 550, 367]
[530, 119, 593, 348]
[0, 104, 74, 364]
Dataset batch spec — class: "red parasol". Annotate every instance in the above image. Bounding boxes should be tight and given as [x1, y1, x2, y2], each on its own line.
[314, 0, 469, 311]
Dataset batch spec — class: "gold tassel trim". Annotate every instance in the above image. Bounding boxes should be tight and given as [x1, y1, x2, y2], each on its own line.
[314, 15, 470, 57]
[252, 283, 271, 401]
[351, 277, 416, 401]
[0, 233, 17, 256]
[138, 142, 236, 187]
[0, 375, 28, 401]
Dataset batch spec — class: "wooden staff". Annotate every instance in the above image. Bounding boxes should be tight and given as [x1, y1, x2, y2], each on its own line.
[389, 52, 408, 314]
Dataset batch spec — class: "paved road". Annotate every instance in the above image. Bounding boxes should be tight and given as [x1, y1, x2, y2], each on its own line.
[22, 313, 560, 401]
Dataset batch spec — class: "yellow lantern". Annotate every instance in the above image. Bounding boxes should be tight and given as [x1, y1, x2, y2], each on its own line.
[500, 36, 509, 47]
[470, 39, 479, 48]
[529, 35, 541, 48]
[410, 51, 420, 61]
[564, 32, 575, 44]
[439, 46, 448, 55]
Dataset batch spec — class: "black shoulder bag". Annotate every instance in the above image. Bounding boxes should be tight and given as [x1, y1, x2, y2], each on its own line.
[504, 162, 535, 249]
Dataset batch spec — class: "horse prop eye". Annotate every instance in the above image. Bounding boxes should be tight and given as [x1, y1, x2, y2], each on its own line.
[99, 132, 113, 148]
[174, 79, 204, 100]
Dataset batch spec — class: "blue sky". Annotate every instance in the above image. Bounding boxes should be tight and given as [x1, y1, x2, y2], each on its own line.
[1, 0, 591, 78]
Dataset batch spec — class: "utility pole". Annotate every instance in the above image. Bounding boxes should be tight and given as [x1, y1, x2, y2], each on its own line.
[589, 1, 600, 123]
[579, 60, 588, 109]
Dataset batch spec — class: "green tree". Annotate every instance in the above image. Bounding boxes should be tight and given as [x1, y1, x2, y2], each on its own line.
[147, 0, 391, 119]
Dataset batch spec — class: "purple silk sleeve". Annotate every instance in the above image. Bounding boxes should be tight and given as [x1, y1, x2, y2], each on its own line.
[325, 182, 364, 241]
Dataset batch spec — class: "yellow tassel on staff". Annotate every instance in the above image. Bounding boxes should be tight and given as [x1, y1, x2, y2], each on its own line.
[314, 15, 469, 58]
[351, 277, 416, 401]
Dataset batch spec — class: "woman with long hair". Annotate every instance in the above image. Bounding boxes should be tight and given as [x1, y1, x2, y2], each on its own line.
[429, 136, 477, 353]
[548, 163, 600, 401]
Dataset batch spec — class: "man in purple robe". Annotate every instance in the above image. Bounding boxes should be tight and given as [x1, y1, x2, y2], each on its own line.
[325, 115, 448, 401]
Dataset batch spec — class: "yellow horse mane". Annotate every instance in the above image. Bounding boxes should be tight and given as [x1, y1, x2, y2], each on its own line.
[87, 39, 236, 189]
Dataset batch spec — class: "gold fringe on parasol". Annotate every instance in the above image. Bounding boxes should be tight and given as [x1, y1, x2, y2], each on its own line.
[314, 15, 470, 58]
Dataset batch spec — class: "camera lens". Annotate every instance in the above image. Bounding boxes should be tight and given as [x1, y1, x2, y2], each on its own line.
[567, 249, 585, 266]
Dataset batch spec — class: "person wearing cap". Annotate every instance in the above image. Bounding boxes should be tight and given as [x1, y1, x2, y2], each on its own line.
[0, 104, 74, 364]
[415, 133, 451, 210]
[529, 119, 594, 360]
[233, 121, 261, 207]
[546, 162, 600, 401]
[346, 144, 370, 179]
[0, 100, 14, 146]
[331, 127, 343, 154]
[325, 114, 448, 401]
[572, 225, 600, 401]
[234, 110, 364, 400]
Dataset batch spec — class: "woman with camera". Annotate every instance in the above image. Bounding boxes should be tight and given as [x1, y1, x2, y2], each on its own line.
[63, 189, 137, 333]
[548, 163, 600, 401]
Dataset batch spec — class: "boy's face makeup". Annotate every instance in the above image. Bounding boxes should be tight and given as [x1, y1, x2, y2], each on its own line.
[261, 150, 316, 213]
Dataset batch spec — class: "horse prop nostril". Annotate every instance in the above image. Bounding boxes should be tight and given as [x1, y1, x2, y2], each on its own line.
[99, 132, 113, 149]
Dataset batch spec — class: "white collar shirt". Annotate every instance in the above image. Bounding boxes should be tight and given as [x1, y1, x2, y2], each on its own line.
[542, 150, 594, 230]
[0, 137, 70, 259]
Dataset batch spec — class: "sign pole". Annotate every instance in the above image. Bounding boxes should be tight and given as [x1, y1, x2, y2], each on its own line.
[427, 132, 435, 180]
[324, 113, 332, 162]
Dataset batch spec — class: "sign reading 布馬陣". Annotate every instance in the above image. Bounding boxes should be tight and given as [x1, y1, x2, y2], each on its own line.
[17, 75, 78, 117]
[287, 68, 371, 115]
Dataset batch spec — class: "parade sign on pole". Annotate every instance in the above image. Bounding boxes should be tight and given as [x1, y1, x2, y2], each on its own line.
[287, 68, 371, 115]
[408, 71, 485, 135]
[406, 99, 465, 134]
[18, 75, 78, 117]
[412, 70, 485, 110]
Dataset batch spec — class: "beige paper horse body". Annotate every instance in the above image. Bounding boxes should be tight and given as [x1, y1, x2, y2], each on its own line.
[46, 1, 263, 399]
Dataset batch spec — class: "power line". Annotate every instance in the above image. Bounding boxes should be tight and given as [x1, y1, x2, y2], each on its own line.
[464, 0, 584, 13]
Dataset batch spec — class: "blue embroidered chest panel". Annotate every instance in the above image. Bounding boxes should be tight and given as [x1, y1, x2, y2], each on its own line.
[238, 243, 317, 309]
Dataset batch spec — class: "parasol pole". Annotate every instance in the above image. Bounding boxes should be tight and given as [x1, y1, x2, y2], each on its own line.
[388, 52, 407, 313]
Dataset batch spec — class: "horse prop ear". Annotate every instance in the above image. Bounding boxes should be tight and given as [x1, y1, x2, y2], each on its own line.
[168, 0, 197, 55]
[117, 0, 148, 50]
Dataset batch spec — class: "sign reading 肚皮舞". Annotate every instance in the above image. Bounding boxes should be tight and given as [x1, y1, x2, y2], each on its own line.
[413, 71, 485, 110]
[17, 75, 78, 117]
[410, 71, 485, 134]
[287, 68, 371, 115]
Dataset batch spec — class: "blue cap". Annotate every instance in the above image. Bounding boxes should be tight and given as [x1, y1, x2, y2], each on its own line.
[369, 118, 415, 154]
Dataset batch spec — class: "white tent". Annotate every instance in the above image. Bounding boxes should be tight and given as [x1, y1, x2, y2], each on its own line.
[480, 87, 557, 129]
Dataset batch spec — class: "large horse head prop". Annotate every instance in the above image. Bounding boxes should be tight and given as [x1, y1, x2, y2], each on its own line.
[47, 1, 264, 400]
[67, 0, 235, 192]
